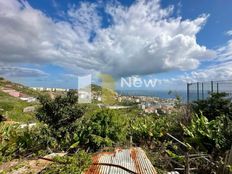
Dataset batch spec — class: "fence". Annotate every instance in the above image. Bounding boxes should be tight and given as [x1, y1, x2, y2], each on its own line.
[218, 146, 232, 174]
[187, 81, 232, 173]
[187, 80, 232, 104]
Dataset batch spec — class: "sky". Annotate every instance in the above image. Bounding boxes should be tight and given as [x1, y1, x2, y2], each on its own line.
[0, 0, 232, 91]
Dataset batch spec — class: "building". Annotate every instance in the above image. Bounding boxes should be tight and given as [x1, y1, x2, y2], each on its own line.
[30, 87, 69, 92]
[20, 97, 37, 102]
[144, 106, 161, 114]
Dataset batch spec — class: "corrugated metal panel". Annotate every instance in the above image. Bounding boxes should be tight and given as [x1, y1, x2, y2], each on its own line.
[85, 147, 157, 174]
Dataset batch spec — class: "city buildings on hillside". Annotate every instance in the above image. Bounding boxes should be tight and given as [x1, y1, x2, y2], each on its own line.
[30, 87, 70, 92]
[117, 95, 177, 114]
[1, 88, 37, 103]
[30, 86, 177, 114]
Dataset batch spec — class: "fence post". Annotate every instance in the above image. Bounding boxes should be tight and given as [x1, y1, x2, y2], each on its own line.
[217, 82, 219, 93]
[197, 82, 200, 100]
[202, 83, 204, 99]
[186, 83, 190, 120]
[185, 153, 190, 174]
[187, 83, 190, 105]
[211, 81, 214, 93]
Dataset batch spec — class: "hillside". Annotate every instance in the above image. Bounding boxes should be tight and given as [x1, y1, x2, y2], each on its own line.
[87, 84, 118, 104]
[0, 77, 40, 97]
[0, 77, 39, 122]
[0, 78, 118, 122]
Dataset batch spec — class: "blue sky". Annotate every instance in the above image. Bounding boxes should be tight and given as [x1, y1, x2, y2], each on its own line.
[0, 0, 232, 91]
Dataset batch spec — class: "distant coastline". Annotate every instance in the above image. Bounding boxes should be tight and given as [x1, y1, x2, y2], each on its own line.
[116, 90, 187, 101]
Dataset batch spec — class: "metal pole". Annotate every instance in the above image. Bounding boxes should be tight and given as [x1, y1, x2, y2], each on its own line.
[202, 83, 204, 100]
[187, 83, 190, 105]
[217, 83, 219, 93]
[187, 83, 190, 119]
[197, 82, 199, 100]
[211, 81, 214, 93]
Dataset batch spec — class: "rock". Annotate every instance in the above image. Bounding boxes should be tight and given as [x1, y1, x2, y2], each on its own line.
[23, 106, 35, 113]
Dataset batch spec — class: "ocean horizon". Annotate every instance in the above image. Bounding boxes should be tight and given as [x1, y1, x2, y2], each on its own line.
[116, 90, 187, 101]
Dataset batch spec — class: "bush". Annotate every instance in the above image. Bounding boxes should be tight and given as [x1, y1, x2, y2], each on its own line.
[74, 109, 127, 151]
[181, 113, 232, 153]
[41, 150, 91, 174]
[192, 92, 232, 120]
[0, 123, 57, 162]
[130, 115, 171, 147]
[36, 91, 85, 148]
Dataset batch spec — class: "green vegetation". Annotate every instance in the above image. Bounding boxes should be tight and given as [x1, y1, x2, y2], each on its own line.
[192, 92, 232, 120]
[40, 150, 91, 174]
[182, 113, 232, 153]
[36, 91, 85, 148]
[75, 109, 127, 151]
[0, 77, 40, 122]
[0, 122, 57, 162]
[0, 90, 36, 122]
[0, 77, 41, 97]
[0, 78, 231, 174]
[131, 115, 172, 147]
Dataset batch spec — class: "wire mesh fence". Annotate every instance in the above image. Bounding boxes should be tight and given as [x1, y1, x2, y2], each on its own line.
[187, 80, 232, 104]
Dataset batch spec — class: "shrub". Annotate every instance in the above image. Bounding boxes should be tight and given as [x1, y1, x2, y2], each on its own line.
[36, 91, 85, 148]
[192, 92, 232, 120]
[74, 109, 127, 151]
[41, 150, 91, 174]
[181, 113, 232, 153]
[0, 123, 57, 162]
[130, 115, 170, 147]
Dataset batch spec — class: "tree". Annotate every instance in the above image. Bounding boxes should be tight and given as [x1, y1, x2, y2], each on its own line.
[191, 92, 232, 120]
[36, 91, 85, 144]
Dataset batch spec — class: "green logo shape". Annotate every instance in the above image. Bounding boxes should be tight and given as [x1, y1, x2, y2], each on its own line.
[98, 73, 117, 105]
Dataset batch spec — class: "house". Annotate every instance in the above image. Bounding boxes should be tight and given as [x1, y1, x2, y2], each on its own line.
[20, 97, 37, 102]
[144, 106, 159, 114]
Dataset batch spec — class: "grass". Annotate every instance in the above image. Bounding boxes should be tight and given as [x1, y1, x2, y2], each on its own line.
[0, 89, 37, 123]
[0, 77, 40, 123]
[0, 78, 41, 97]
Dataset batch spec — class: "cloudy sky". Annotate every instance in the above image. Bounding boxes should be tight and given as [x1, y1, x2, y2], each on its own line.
[0, 0, 232, 90]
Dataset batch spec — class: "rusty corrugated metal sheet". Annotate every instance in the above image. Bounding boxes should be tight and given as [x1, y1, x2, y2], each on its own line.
[85, 147, 157, 174]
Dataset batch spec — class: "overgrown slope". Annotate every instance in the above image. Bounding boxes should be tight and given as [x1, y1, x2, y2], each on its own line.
[0, 77, 38, 122]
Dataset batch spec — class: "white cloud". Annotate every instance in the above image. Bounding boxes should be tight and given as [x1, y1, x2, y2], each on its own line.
[0, 0, 214, 78]
[159, 61, 232, 89]
[62, 73, 78, 79]
[182, 63, 232, 83]
[154, 31, 232, 89]
[226, 30, 232, 36]
[216, 40, 232, 62]
[0, 64, 48, 77]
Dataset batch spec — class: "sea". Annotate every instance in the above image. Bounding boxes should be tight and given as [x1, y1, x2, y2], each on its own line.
[116, 90, 187, 102]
